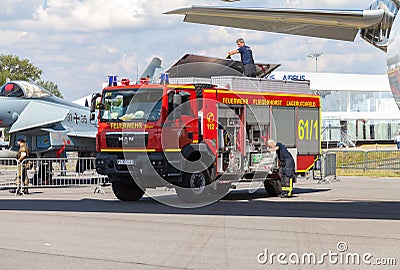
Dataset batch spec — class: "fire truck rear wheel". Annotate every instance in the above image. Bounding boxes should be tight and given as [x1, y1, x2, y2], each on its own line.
[112, 179, 144, 201]
[176, 171, 210, 203]
[264, 179, 282, 197]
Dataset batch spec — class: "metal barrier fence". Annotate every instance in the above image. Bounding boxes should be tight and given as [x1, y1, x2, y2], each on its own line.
[331, 150, 400, 171]
[0, 157, 108, 193]
[0, 158, 18, 188]
[312, 152, 338, 183]
[324, 152, 337, 176]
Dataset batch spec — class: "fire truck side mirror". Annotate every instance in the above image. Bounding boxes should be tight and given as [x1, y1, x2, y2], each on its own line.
[90, 93, 101, 113]
[173, 93, 182, 108]
[172, 93, 182, 118]
[90, 93, 102, 122]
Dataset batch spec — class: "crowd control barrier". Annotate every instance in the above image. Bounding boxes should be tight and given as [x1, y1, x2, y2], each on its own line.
[332, 150, 400, 171]
[0, 157, 108, 195]
[0, 158, 18, 189]
[312, 152, 339, 183]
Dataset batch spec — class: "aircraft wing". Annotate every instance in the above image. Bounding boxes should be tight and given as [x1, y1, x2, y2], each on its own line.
[39, 127, 96, 139]
[67, 131, 96, 139]
[166, 6, 385, 41]
[9, 101, 69, 133]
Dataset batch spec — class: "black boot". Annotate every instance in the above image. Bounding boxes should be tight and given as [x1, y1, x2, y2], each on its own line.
[22, 188, 29, 194]
[10, 187, 23, 195]
[281, 191, 289, 198]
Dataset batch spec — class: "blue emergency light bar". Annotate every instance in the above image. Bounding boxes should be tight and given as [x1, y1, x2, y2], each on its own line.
[108, 75, 118, 87]
[160, 73, 169, 84]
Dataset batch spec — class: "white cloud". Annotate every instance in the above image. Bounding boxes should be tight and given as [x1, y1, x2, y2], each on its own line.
[2, 0, 211, 33]
[31, 0, 148, 32]
[0, 0, 42, 19]
[0, 30, 27, 47]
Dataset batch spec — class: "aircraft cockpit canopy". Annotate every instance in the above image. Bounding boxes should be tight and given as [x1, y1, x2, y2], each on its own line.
[0, 81, 52, 98]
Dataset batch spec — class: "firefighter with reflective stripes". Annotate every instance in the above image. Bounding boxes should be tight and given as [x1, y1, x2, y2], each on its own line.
[267, 139, 295, 198]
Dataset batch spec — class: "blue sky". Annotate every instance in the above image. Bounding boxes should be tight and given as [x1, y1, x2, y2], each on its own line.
[0, 0, 387, 100]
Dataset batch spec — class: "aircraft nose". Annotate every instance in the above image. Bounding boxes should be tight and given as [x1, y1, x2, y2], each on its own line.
[0, 103, 20, 128]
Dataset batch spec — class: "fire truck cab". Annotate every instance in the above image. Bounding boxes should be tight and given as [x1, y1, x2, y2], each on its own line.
[93, 75, 320, 202]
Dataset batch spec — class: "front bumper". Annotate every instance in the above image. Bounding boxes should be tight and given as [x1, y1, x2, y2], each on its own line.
[95, 152, 182, 187]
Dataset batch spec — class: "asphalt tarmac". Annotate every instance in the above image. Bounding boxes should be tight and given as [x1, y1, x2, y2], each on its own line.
[0, 176, 399, 269]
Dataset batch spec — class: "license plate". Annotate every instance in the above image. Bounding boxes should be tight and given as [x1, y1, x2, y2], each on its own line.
[117, 159, 136, 165]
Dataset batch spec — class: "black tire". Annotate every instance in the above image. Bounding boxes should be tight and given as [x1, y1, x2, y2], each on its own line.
[264, 179, 282, 197]
[176, 171, 210, 203]
[112, 179, 144, 201]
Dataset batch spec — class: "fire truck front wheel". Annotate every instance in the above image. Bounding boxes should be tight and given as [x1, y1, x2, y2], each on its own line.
[264, 179, 282, 197]
[112, 178, 145, 201]
[176, 171, 210, 203]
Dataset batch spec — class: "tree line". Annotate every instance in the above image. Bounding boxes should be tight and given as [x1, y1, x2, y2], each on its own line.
[0, 54, 63, 98]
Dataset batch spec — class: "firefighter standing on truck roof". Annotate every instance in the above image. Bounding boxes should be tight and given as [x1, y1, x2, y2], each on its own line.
[227, 38, 257, 77]
[267, 139, 295, 198]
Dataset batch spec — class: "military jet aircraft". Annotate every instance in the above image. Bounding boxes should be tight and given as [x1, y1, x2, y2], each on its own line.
[0, 81, 96, 158]
[166, 0, 400, 109]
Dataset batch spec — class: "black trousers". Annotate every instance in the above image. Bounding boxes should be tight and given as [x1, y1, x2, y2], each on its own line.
[243, 63, 256, 77]
[280, 158, 296, 195]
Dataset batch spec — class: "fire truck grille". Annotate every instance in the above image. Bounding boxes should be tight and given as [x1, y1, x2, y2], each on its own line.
[106, 132, 148, 148]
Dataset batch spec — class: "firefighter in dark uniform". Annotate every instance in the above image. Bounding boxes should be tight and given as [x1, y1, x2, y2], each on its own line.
[10, 138, 29, 194]
[267, 139, 295, 198]
[227, 38, 257, 77]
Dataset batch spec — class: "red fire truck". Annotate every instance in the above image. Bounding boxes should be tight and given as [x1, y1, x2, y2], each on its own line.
[93, 75, 321, 202]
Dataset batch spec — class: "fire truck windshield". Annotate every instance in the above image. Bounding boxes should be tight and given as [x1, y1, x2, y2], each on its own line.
[100, 88, 162, 122]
